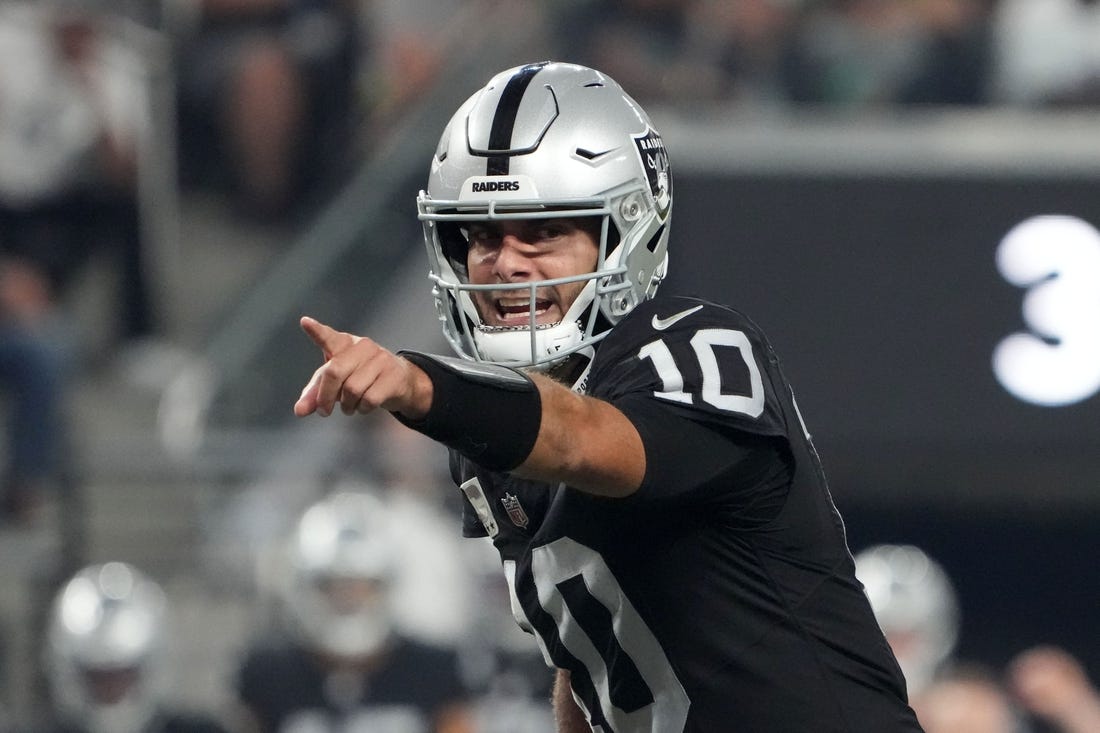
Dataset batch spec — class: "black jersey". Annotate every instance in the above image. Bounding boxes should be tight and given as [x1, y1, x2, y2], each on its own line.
[236, 635, 468, 733]
[451, 294, 923, 733]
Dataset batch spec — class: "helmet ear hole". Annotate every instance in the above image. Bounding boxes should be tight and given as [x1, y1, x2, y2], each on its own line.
[606, 219, 622, 253]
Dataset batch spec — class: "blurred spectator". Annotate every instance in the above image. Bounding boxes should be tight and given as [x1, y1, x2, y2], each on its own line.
[555, 0, 996, 109]
[854, 543, 961, 700]
[0, 0, 165, 524]
[787, 0, 939, 106]
[34, 561, 230, 733]
[0, 1, 158, 347]
[554, 0, 733, 104]
[682, 0, 804, 106]
[991, 0, 1100, 106]
[358, 0, 464, 131]
[0, 249, 70, 525]
[911, 663, 1027, 733]
[895, 0, 995, 105]
[169, 0, 361, 221]
[235, 490, 473, 733]
[1008, 645, 1100, 733]
[777, 0, 995, 107]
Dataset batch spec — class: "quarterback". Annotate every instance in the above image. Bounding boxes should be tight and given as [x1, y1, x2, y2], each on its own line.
[295, 61, 924, 732]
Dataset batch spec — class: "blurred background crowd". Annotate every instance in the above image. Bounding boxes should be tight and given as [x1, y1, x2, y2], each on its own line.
[1, 0, 1100, 732]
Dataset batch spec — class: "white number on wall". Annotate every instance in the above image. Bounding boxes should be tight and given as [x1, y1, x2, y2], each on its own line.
[993, 215, 1100, 406]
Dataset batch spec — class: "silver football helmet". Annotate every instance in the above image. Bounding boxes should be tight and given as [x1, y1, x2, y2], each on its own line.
[854, 544, 960, 696]
[45, 562, 167, 733]
[417, 61, 672, 369]
[280, 490, 399, 659]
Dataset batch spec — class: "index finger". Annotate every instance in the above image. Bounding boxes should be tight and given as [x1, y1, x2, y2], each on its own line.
[300, 316, 350, 359]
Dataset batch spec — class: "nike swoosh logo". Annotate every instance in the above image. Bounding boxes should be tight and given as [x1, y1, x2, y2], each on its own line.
[651, 305, 703, 331]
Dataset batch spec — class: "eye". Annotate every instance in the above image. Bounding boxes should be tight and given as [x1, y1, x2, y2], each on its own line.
[534, 221, 569, 240]
[466, 225, 500, 245]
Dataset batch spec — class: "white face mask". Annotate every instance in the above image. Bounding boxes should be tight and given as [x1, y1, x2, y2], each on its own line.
[472, 320, 585, 370]
[85, 695, 157, 733]
[313, 607, 394, 659]
[465, 275, 602, 370]
[292, 576, 396, 659]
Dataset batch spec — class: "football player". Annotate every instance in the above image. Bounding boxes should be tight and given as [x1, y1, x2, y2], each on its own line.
[854, 543, 960, 699]
[295, 61, 924, 732]
[40, 562, 229, 733]
[234, 490, 473, 733]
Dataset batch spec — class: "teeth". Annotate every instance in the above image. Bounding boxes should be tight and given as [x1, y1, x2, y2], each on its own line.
[496, 300, 549, 313]
[488, 297, 554, 326]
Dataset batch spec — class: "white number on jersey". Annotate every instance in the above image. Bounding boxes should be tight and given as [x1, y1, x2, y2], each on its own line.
[506, 538, 689, 732]
[639, 328, 765, 417]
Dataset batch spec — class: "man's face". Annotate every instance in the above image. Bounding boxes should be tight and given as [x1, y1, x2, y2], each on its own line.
[465, 216, 601, 328]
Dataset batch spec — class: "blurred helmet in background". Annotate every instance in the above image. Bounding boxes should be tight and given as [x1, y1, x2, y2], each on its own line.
[280, 490, 399, 659]
[45, 561, 167, 733]
[854, 544, 960, 696]
[418, 61, 672, 369]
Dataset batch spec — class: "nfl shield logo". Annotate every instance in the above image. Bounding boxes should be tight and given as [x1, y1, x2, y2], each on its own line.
[501, 493, 529, 529]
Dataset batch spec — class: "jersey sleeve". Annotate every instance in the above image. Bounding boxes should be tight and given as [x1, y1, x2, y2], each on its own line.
[588, 297, 797, 507]
[589, 297, 790, 438]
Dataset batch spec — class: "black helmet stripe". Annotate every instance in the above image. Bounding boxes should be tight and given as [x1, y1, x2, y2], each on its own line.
[486, 61, 549, 176]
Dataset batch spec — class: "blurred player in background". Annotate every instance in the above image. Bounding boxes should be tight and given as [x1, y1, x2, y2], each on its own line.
[37, 561, 229, 733]
[854, 543, 960, 699]
[233, 489, 472, 733]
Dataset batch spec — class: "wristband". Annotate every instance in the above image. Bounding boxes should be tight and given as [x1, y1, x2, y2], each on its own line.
[394, 351, 542, 471]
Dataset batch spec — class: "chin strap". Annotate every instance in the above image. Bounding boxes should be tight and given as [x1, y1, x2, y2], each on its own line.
[394, 351, 542, 471]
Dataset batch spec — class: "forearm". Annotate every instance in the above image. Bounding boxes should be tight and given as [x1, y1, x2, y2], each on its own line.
[397, 352, 645, 496]
[514, 373, 644, 497]
[553, 669, 592, 733]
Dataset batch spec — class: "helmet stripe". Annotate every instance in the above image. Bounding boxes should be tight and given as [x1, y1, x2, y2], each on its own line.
[486, 61, 549, 175]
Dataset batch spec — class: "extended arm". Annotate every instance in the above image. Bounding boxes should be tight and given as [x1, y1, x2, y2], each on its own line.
[294, 317, 644, 497]
[519, 371, 644, 496]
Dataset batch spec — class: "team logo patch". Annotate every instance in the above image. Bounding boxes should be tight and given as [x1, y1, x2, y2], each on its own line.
[501, 493, 529, 529]
[633, 129, 672, 219]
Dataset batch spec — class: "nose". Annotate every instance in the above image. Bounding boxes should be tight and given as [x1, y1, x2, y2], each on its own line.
[491, 236, 532, 281]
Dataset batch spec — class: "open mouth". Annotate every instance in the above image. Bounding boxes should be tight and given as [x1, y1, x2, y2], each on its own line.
[491, 297, 556, 327]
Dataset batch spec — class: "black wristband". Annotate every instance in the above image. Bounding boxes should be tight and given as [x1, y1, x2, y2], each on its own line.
[394, 351, 542, 471]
